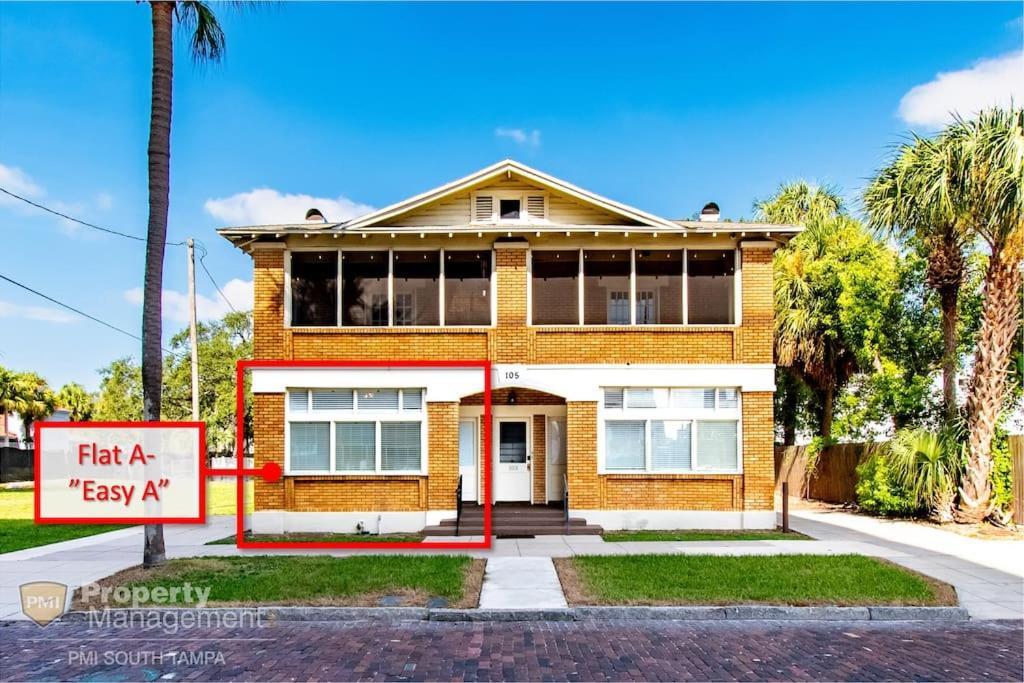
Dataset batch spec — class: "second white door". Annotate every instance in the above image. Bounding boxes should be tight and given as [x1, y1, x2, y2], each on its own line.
[495, 419, 531, 502]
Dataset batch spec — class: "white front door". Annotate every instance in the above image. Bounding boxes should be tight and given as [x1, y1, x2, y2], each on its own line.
[495, 418, 531, 502]
[546, 417, 567, 502]
[458, 419, 478, 502]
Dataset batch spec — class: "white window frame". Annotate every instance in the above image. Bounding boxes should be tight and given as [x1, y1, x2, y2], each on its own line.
[285, 248, 495, 329]
[471, 190, 548, 224]
[284, 388, 428, 475]
[597, 387, 742, 474]
[527, 248, 740, 328]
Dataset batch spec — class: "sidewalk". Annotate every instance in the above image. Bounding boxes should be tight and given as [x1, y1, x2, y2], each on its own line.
[2, 510, 1020, 621]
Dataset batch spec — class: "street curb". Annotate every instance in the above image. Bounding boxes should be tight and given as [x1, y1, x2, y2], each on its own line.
[56, 605, 970, 623]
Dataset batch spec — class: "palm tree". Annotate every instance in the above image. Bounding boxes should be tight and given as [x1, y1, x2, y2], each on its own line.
[57, 383, 95, 422]
[946, 108, 1024, 522]
[864, 136, 967, 424]
[15, 372, 56, 444]
[141, 1, 227, 568]
[0, 366, 30, 444]
[756, 182, 845, 443]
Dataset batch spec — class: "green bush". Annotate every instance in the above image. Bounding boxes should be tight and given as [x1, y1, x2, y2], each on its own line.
[990, 427, 1014, 514]
[855, 452, 920, 517]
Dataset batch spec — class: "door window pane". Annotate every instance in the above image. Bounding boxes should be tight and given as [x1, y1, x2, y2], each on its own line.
[687, 250, 735, 324]
[290, 422, 330, 471]
[459, 421, 476, 467]
[531, 251, 579, 324]
[335, 422, 375, 471]
[499, 421, 527, 463]
[291, 252, 337, 326]
[605, 421, 645, 470]
[381, 422, 421, 471]
[584, 250, 631, 325]
[342, 251, 388, 326]
[444, 251, 491, 325]
[652, 421, 691, 470]
[393, 251, 439, 326]
[697, 422, 738, 469]
[636, 250, 683, 324]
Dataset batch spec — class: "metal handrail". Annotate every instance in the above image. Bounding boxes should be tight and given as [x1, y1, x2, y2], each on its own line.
[455, 474, 464, 537]
[563, 473, 569, 532]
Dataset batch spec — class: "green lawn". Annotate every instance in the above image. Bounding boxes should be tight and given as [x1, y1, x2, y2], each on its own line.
[0, 481, 253, 554]
[557, 554, 955, 606]
[78, 555, 482, 608]
[208, 532, 422, 544]
[602, 528, 811, 542]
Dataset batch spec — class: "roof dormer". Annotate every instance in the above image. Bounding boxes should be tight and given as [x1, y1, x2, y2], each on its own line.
[472, 190, 548, 224]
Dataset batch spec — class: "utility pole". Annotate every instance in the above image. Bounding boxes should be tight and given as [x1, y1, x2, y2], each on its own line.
[187, 238, 200, 421]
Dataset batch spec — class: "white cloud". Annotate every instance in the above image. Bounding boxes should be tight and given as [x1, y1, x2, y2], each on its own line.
[495, 127, 542, 148]
[898, 51, 1024, 128]
[96, 192, 113, 210]
[0, 163, 44, 204]
[0, 300, 77, 323]
[203, 188, 374, 226]
[123, 278, 253, 324]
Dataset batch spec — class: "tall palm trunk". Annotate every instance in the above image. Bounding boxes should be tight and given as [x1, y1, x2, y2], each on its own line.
[938, 282, 959, 423]
[142, 1, 174, 568]
[819, 385, 834, 442]
[958, 238, 1024, 522]
[781, 376, 798, 446]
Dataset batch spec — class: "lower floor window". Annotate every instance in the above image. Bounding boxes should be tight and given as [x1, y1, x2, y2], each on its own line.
[289, 420, 422, 473]
[604, 419, 737, 472]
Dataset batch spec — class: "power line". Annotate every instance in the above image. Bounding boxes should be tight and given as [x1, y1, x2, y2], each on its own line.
[196, 242, 238, 313]
[0, 186, 186, 245]
[0, 272, 183, 359]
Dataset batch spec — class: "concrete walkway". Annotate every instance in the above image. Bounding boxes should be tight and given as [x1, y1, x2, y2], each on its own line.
[2, 510, 1020, 621]
[478, 557, 567, 609]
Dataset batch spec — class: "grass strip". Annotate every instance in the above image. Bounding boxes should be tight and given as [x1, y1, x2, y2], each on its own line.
[602, 528, 810, 542]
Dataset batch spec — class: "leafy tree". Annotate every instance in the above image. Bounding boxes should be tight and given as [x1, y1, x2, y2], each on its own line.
[865, 136, 969, 424]
[141, 0, 230, 568]
[772, 215, 899, 440]
[162, 312, 252, 455]
[56, 383, 95, 422]
[0, 365, 30, 419]
[94, 358, 144, 422]
[14, 372, 56, 443]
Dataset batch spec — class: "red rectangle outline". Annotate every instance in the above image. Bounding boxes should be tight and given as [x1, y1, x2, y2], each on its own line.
[34, 421, 207, 524]
[235, 359, 492, 550]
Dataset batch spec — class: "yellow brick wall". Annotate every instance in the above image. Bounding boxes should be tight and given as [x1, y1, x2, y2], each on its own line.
[426, 402, 459, 509]
[740, 246, 774, 363]
[741, 391, 775, 511]
[252, 246, 285, 360]
[253, 393, 284, 510]
[566, 402, 600, 508]
[533, 414, 547, 502]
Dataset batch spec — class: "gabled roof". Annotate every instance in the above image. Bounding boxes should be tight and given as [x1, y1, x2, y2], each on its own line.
[341, 159, 680, 232]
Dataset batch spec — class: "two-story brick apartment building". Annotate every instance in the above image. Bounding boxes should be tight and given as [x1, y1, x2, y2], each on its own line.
[219, 160, 798, 535]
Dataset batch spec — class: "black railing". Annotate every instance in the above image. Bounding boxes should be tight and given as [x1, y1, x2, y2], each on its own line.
[563, 473, 569, 533]
[455, 474, 464, 537]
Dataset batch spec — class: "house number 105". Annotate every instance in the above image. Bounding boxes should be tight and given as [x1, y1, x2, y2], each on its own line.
[503, 370, 520, 380]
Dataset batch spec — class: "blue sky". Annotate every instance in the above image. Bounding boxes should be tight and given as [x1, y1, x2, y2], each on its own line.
[1, 2, 1021, 392]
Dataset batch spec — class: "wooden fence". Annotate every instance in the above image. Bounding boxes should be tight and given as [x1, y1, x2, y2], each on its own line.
[774, 442, 879, 504]
[1011, 435, 1023, 525]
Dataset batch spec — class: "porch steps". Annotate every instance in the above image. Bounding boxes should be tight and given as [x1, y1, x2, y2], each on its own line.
[422, 504, 603, 536]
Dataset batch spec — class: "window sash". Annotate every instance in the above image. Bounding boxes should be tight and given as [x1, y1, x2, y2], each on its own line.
[290, 249, 493, 328]
[530, 248, 738, 326]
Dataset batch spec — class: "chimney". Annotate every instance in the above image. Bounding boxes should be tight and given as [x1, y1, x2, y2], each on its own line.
[699, 202, 720, 222]
[305, 207, 327, 223]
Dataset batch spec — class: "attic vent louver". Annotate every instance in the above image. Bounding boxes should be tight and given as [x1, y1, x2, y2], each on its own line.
[526, 195, 546, 220]
[474, 195, 494, 222]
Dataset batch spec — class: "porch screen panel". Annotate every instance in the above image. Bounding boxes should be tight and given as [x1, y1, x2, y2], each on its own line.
[290, 422, 330, 471]
[584, 250, 631, 325]
[636, 250, 683, 324]
[604, 421, 645, 470]
[342, 251, 389, 326]
[381, 422, 421, 471]
[335, 422, 375, 471]
[444, 251, 492, 325]
[652, 420, 691, 470]
[697, 422, 738, 469]
[531, 251, 579, 325]
[291, 252, 338, 326]
[393, 251, 440, 326]
[687, 250, 735, 324]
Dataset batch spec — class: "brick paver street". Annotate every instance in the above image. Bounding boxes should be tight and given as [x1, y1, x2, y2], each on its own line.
[1, 619, 1020, 682]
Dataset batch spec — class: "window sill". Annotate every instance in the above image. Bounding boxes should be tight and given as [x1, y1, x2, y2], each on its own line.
[598, 471, 742, 479]
[287, 326, 493, 334]
[285, 473, 427, 480]
[531, 325, 738, 333]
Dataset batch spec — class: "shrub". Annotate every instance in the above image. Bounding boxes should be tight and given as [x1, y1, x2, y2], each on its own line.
[990, 426, 1014, 516]
[887, 428, 961, 522]
[855, 452, 919, 517]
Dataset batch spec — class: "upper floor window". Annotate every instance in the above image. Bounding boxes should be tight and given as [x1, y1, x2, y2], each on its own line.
[688, 250, 735, 325]
[291, 251, 338, 326]
[289, 250, 492, 327]
[530, 248, 737, 326]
